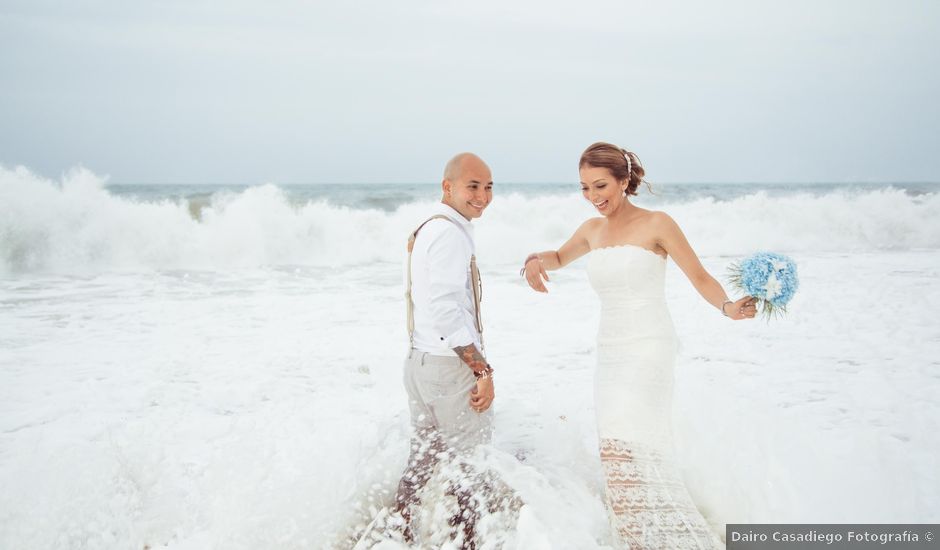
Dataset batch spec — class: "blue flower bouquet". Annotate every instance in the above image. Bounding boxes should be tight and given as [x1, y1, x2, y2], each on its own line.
[727, 252, 799, 319]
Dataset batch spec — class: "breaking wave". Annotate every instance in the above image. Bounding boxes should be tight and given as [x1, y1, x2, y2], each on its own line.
[2, 165, 938, 274]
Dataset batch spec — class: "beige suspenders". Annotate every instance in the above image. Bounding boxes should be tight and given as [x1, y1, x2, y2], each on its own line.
[406, 215, 483, 351]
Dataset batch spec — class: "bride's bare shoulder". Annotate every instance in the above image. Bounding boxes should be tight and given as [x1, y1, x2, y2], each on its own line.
[641, 211, 687, 244]
[573, 217, 604, 232]
[642, 210, 678, 227]
[576, 217, 605, 238]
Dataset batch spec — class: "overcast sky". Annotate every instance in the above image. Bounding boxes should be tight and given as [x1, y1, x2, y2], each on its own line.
[1, 0, 938, 184]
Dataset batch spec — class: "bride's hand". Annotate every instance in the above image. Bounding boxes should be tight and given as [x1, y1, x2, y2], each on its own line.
[524, 258, 550, 293]
[725, 296, 757, 320]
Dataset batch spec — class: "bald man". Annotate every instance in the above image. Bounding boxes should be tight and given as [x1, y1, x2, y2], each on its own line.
[395, 152, 495, 545]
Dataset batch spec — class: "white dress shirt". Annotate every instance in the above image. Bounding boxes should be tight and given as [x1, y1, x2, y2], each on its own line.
[406, 203, 481, 356]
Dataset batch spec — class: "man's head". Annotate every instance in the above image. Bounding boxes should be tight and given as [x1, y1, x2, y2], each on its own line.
[441, 153, 493, 220]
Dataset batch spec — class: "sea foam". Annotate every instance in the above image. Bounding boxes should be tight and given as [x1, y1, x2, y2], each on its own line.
[2, 165, 939, 274]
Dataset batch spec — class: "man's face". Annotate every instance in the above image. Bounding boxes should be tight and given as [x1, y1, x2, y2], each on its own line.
[443, 159, 493, 220]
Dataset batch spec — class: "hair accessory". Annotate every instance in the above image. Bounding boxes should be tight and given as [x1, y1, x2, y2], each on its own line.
[623, 150, 632, 180]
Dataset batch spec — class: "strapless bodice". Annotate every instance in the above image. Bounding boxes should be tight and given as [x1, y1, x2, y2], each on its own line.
[587, 244, 667, 302]
[587, 244, 674, 344]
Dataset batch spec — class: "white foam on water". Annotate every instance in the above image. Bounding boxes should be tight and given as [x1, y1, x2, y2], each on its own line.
[1, 165, 938, 548]
[3, 165, 939, 275]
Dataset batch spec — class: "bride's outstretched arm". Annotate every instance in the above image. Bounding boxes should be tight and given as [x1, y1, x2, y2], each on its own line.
[523, 219, 596, 293]
[655, 212, 756, 320]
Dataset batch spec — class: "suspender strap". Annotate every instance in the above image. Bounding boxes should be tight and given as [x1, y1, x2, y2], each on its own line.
[406, 215, 483, 351]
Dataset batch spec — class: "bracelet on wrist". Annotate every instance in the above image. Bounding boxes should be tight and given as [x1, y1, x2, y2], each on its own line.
[721, 300, 733, 317]
[519, 253, 541, 276]
[474, 364, 494, 380]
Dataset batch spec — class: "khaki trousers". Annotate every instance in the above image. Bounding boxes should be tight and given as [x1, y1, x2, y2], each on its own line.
[403, 349, 493, 452]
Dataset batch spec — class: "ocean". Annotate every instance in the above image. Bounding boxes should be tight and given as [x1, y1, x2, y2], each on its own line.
[1, 165, 939, 549]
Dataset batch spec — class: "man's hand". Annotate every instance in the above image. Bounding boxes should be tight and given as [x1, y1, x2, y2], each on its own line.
[453, 343, 495, 412]
[470, 376, 494, 413]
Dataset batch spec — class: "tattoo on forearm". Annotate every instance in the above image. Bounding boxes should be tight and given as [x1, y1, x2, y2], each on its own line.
[453, 344, 487, 373]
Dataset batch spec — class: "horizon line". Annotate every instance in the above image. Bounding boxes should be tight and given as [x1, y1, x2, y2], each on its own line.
[102, 180, 940, 186]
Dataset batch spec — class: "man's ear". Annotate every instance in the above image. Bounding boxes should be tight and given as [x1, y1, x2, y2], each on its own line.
[442, 179, 451, 197]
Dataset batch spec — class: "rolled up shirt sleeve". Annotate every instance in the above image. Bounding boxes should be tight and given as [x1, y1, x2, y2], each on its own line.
[424, 227, 475, 349]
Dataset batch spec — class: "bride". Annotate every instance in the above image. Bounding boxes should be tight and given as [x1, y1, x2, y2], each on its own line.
[522, 142, 756, 549]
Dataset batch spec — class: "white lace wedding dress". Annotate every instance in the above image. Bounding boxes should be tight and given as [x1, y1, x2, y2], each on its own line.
[587, 244, 722, 550]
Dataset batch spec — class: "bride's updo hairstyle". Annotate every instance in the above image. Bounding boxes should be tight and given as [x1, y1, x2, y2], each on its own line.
[579, 142, 649, 196]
